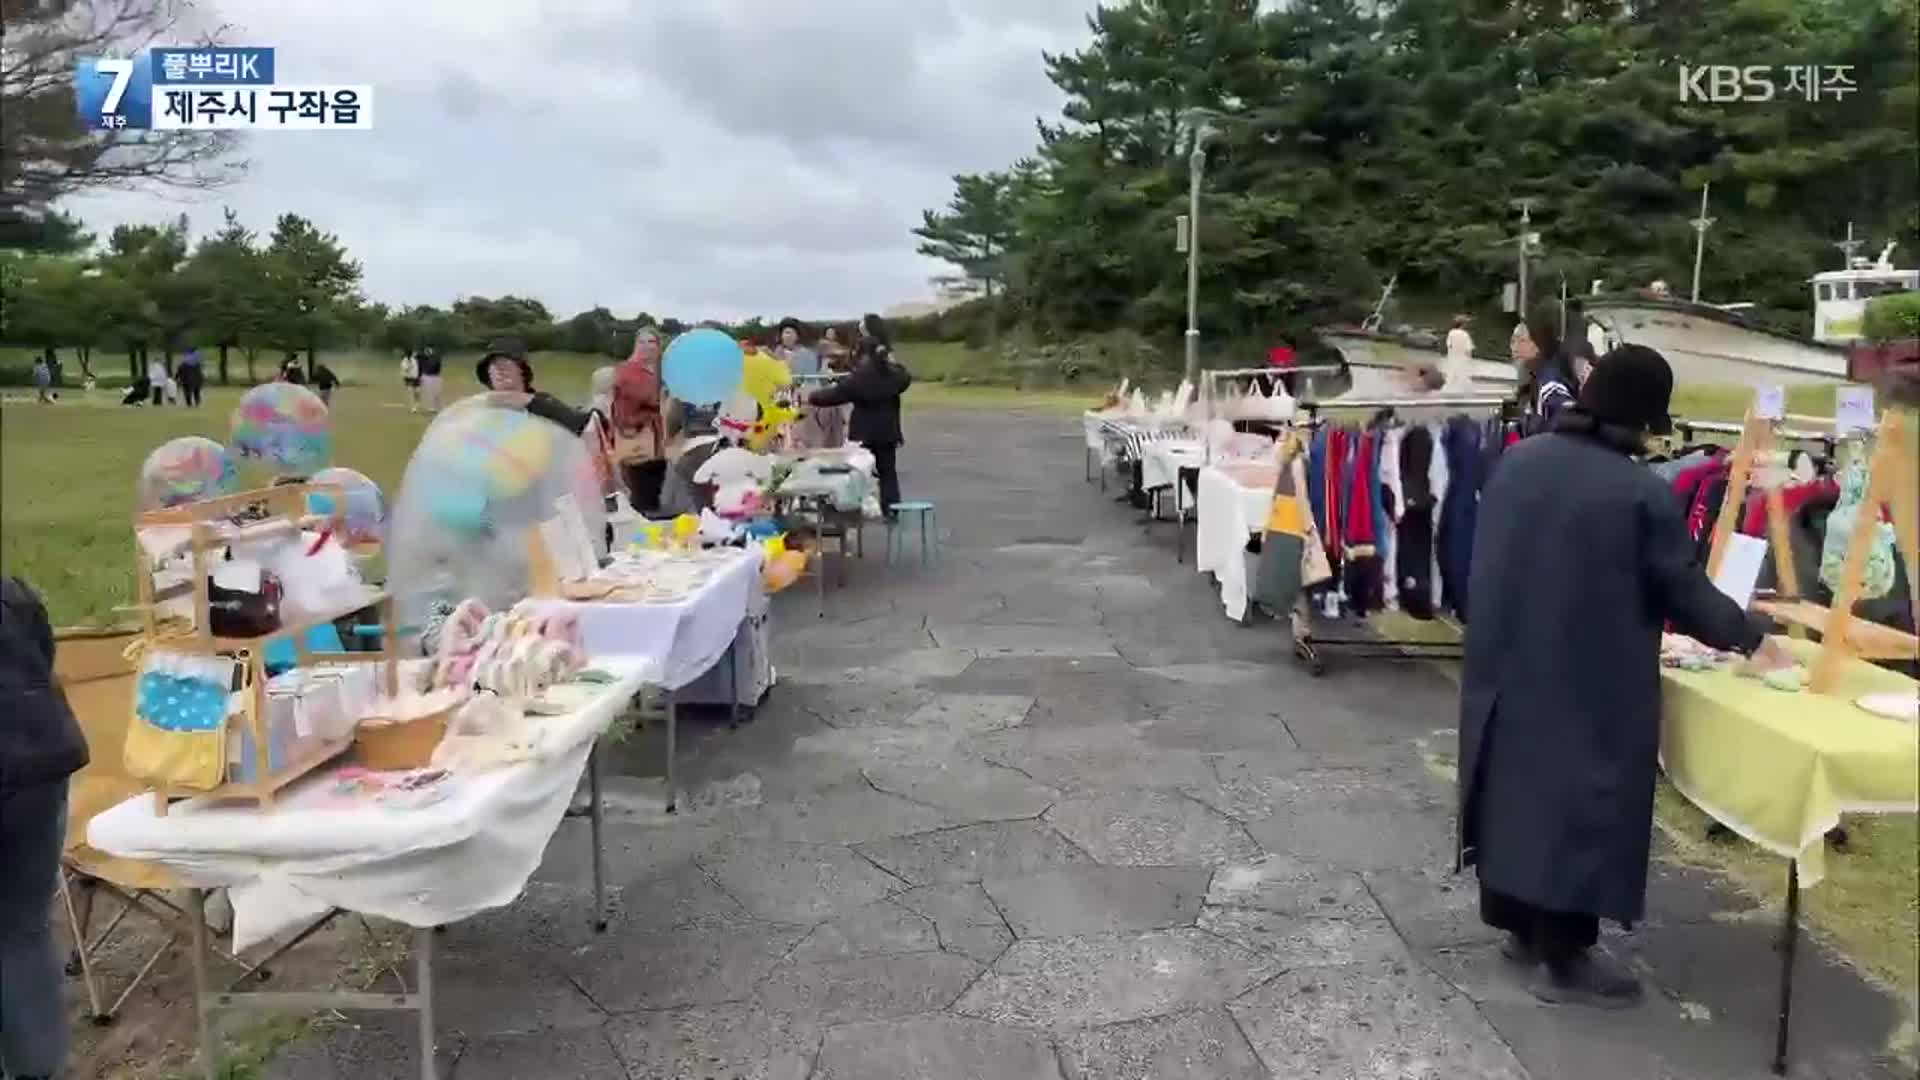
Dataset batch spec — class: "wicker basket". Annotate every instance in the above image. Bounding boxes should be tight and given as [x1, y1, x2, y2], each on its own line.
[354, 707, 453, 771]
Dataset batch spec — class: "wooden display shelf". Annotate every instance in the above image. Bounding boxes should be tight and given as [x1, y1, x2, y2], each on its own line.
[149, 589, 390, 651]
[151, 735, 355, 816]
[1707, 403, 1918, 695]
[1753, 598, 1919, 660]
[131, 482, 400, 815]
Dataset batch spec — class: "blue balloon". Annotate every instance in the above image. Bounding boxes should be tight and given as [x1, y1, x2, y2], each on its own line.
[662, 329, 746, 405]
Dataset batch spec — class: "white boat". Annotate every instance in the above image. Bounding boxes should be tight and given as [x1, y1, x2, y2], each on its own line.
[1584, 242, 1917, 387]
[1315, 327, 1519, 394]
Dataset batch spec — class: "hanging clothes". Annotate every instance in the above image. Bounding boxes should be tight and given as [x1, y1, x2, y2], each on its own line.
[1428, 422, 1450, 614]
[1306, 426, 1329, 544]
[1396, 425, 1438, 619]
[1378, 425, 1405, 610]
[1342, 431, 1385, 615]
[1438, 417, 1486, 620]
[1323, 428, 1352, 580]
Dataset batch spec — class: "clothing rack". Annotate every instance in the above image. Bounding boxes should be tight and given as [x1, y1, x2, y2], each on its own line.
[1284, 397, 1519, 675]
[1198, 365, 1342, 465]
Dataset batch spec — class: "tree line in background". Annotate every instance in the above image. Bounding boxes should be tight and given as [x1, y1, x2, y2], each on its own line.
[915, 0, 1920, 352]
[0, 208, 858, 386]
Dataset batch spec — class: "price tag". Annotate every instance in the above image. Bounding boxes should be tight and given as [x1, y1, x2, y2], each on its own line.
[1835, 386, 1876, 434]
[1753, 385, 1784, 421]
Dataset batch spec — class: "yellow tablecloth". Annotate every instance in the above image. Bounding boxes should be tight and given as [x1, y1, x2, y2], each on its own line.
[1660, 637, 1919, 885]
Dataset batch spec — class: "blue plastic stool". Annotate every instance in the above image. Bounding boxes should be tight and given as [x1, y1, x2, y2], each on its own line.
[886, 501, 939, 568]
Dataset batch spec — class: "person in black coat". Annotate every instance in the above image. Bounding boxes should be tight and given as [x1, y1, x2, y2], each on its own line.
[1, 577, 88, 1079]
[477, 338, 592, 435]
[806, 313, 912, 520]
[1457, 345, 1791, 1008]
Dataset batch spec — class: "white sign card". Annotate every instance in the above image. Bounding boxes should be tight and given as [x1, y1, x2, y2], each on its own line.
[1711, 534, 1769, 610]
[1753, 385, 1784, 421]
[1835, 386, 1876, 434]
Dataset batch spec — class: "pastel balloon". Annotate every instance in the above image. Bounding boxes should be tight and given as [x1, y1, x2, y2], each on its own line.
[386, 403, 605, 631]
[231, 383, 332, 475]
[138, 436, 239, 510]
[662, 328, 745, 405]
[306, 467, 386, 545]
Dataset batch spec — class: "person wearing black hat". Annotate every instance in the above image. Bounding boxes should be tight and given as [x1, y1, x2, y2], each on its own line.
[1457, 344, 1791, 1009]
[478, 339, 591, 435]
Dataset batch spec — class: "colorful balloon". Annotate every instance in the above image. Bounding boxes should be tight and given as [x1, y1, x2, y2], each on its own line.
[662, 328, 746, 405]
[231, 382, 332, 476]
[307, 467, 386, 545]
[386, 403, 606, 630]
[138, 436, 239, 510]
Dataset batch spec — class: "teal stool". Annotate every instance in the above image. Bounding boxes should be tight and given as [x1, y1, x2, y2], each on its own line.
[886, 501, 939, 567]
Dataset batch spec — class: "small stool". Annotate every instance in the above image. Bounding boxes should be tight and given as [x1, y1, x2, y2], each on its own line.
[886, 501, 939, 568]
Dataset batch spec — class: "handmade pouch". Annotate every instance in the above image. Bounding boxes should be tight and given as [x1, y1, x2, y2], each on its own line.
[123, 650, 238, 791]
[1819, 441, 1896, 601]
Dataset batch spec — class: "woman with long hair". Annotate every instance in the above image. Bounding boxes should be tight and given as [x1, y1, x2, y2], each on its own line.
[1510, 307, 1579, 431]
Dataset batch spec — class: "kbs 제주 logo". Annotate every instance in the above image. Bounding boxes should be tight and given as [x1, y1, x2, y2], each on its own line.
[74, 47, 375, 131]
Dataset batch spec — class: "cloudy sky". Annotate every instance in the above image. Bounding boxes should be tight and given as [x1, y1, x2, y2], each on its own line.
[66, 0, 1102, 321]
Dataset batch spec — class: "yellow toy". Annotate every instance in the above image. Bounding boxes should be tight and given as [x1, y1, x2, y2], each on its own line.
[671, 513, 700, 551]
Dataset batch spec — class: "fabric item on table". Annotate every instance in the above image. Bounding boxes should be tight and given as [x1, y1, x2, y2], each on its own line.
[1819, 441, 1898, 601]
[1660, 637, 1918, 885]
[1437, 417, 1485, 620]
[1396, 425, 1437, 620]
[1660, 633, 1735, 671]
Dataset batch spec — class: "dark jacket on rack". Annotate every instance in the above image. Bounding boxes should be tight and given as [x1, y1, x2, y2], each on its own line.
[1457, 412, 1768, 924]
[808, 345, 912, 447]
[1395, 426, 1437, 619]
[1, 577, 88, 791]
[1436, 417, 1485, 619]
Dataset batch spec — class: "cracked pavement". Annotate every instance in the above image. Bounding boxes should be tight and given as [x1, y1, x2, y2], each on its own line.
[271, 408, 1909, 1079]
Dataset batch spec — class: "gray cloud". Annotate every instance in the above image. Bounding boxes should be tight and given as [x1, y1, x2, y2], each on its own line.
[60, 0, 1096, 320]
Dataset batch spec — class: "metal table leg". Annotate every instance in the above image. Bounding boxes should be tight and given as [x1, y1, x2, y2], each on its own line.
[588, 743, 608, 932]
[1772, 859, 1800, 1075]
[727, 637, 741, 727]
[191, 889, 218, 1080]
[665, 697, 678, 814]
[415, 927, 436, 1080]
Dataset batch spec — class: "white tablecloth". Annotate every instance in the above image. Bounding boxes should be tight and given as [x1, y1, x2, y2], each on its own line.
[1140, 440, 1205, 493]
[539, 548, 761, 691]
[1194, 464, 1277, 622]
[89, 664, 649, 951]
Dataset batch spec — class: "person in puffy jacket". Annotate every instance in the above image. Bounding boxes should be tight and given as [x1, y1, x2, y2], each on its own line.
[2, 576, 87, 1080]
[807, 313, 912, 519]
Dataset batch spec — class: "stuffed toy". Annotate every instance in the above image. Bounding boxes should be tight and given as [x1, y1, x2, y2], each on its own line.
[694, 445, 774, 519]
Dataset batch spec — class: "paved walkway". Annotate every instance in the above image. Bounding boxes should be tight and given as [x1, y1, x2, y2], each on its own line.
[274, 407, 1906, 1079]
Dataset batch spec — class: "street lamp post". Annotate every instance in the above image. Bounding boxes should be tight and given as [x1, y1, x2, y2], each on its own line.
[1183, 116, 1216, 386]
